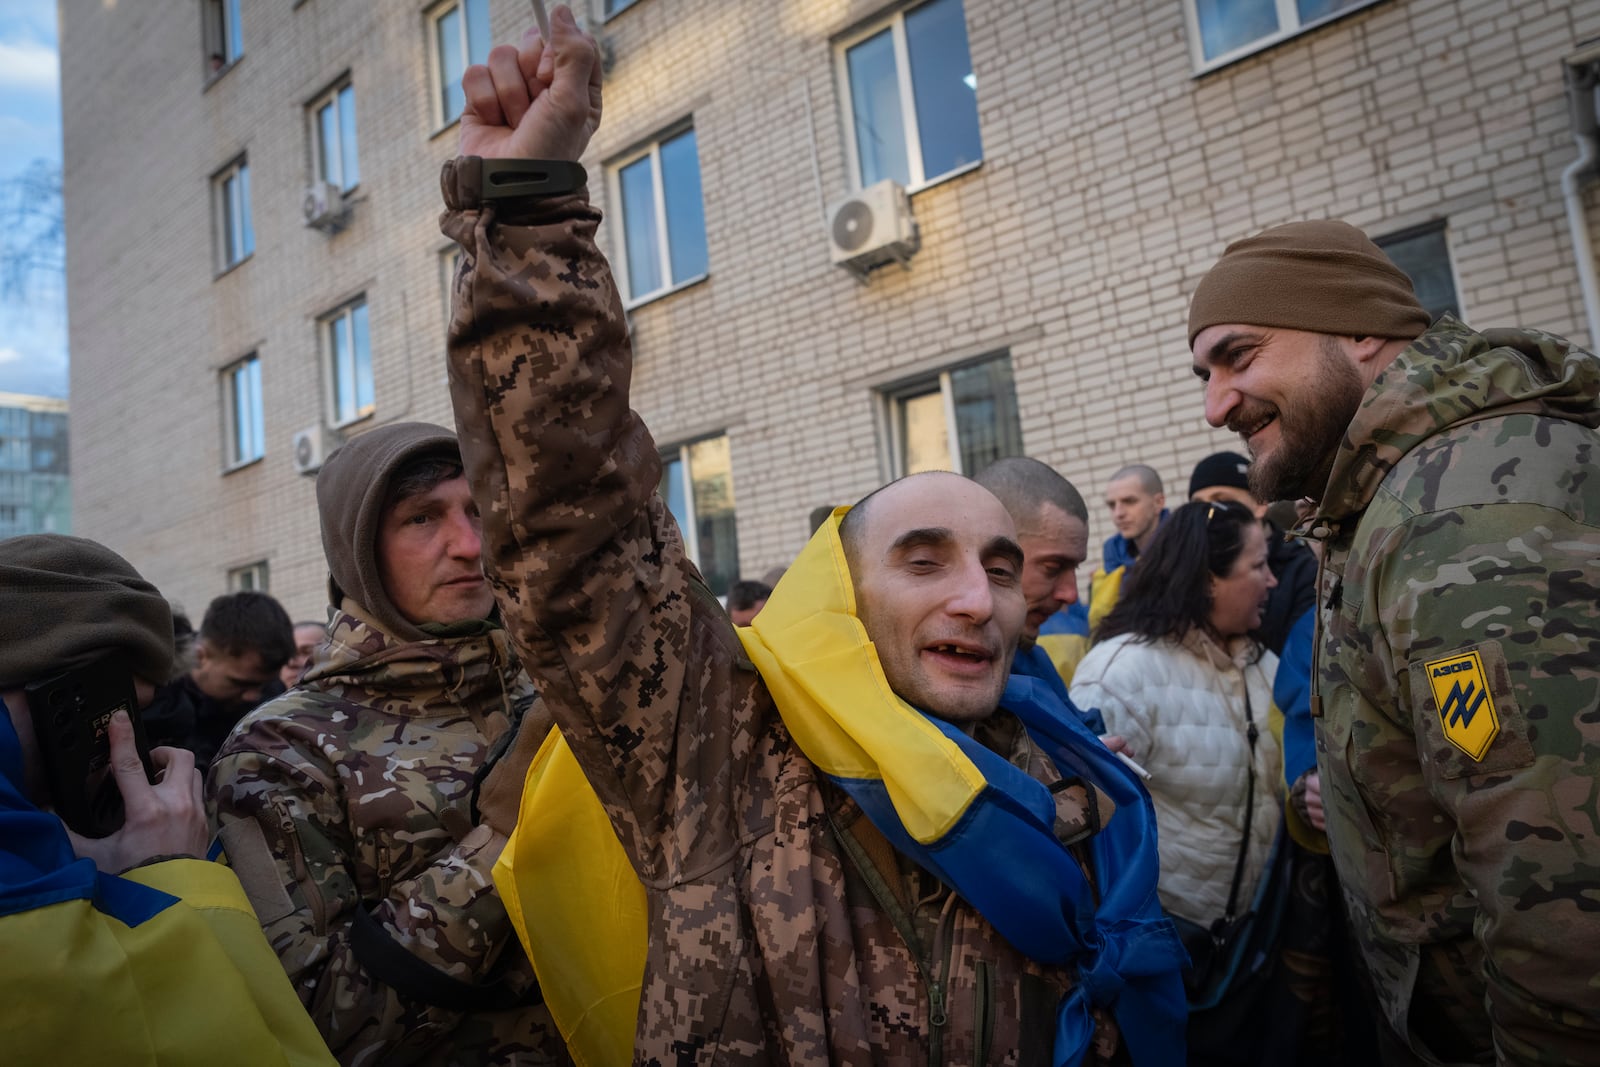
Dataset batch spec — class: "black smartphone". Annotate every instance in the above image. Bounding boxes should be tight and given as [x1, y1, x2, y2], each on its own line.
[25, 650, 156, 838]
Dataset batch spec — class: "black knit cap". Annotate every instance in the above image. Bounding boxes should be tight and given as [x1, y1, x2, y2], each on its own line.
[0, 535, 175, 689]
[1188, 451, 1252, 499]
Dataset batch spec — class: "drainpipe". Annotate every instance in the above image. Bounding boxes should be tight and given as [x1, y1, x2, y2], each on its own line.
[1562, 47, 1600, 348]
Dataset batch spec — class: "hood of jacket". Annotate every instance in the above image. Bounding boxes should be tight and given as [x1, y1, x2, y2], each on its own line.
[300, 600, 525, 725]
[1318, 315, 1600, 526]
[316, 421, 464, 643]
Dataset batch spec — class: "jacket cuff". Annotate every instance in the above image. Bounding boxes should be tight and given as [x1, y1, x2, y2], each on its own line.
[441, 156, 593, 223]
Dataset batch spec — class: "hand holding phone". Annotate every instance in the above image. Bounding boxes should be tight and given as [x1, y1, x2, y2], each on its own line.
[63, 711, 210, 875]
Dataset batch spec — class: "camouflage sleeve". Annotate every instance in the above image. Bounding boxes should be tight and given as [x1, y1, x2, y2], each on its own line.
[209, 744, 516, 1059]
[439, 158, 755, 889]
[1369, 499, 1600, 1062]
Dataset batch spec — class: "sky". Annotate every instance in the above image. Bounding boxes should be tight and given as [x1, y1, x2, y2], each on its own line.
[0, 0, 65, 399]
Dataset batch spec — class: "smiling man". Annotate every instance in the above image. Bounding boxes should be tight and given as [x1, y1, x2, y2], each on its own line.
[207, 422, 562, 1064]
[435, 11, 1184, 1065]
[1189, 220, 1600, 1064]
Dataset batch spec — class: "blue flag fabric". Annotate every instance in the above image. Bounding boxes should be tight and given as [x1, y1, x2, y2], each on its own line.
[829, 673, 1189, 1066]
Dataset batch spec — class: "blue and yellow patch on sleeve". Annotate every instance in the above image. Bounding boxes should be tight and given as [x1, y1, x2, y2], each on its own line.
[1424, 649, 1500, 761]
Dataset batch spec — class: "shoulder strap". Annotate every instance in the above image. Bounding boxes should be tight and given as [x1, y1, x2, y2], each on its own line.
[1217, 678, 1258, 928]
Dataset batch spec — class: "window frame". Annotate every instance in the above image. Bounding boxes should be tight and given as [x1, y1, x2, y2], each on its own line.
[212, 156, 254, 274]
[308, 78, 360, 194]
[424, 0, 488, 133]
[221, 353, 265, 472]
[320, 296, 376, 430]
[202, 0, 243, 79]
[877, 352, 1021, 479]
[833, 0, 984, 194]
[606, 123, 710, 309]
[439, 245, 463, 326]
[1182, 0, 1386, 74]
[658, 433, 740, 597]
[1375, 218, 1464, 324]
[227, 560, 270, 593]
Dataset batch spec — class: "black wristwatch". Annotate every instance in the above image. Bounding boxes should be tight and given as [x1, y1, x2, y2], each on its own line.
[478, 159, 587, 200]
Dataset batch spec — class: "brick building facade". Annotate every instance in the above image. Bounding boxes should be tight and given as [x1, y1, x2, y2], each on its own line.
[62, 0, 1600, 620]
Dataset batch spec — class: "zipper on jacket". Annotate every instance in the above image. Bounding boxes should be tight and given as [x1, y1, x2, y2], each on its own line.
[973, 959, 994, 1064]
[826, 807, 950, 1065]
[271, 796, 328, 934]
[376, 843, 393, 898]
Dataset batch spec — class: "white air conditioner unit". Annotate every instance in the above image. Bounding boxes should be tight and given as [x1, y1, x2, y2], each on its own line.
[828, 179, 918, 274]
[291, 425, 335, 475]
[302, 181, 346, 233]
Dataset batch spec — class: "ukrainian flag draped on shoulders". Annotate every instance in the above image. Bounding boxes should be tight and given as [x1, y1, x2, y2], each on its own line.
[0, 701, 334, 1066]
[496, 509, 1187, 1066]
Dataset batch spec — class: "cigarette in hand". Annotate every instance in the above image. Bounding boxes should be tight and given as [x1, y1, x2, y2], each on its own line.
[531, 0, 551, 39]
[1113, 750, 1152, 782]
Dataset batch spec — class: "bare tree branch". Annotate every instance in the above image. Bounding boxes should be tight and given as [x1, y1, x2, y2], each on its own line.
[0, 158, 65, 304]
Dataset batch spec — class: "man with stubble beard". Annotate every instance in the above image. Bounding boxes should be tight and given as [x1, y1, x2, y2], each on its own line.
[434, 9, 1186, 1064]
[1188, 220, 1600, 1065]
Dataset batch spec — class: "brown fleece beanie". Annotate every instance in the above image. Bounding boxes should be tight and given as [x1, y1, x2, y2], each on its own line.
[316, 421, 462, 642]
[0, 535, 175, 689]
[1188, 220, 1430, 345]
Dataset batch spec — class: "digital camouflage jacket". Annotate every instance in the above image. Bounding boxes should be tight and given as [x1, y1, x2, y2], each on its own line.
[207, 602, 564, 1066]
[1306, 314, 1600, 1065]
[439, 161, 1120, 1066]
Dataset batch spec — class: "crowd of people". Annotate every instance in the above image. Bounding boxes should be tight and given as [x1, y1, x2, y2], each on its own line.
[5, 7, 1599, 1065]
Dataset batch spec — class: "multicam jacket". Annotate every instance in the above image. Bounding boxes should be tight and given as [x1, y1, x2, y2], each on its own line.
[207, 602, 563, 1066]
[440, 161, 1120, 1065]
[1306, 315, 1600, 1065]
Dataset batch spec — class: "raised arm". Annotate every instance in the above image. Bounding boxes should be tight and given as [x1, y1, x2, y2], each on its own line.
[441, 7, 759, 888]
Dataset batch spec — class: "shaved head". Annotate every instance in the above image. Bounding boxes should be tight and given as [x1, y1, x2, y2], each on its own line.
[1108, 464, 1163, 496]
[838, 472, 1026, 723]
[973, 457, 1089, 525]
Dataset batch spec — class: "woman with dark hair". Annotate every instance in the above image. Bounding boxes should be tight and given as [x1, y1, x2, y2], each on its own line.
[1069, 499, 1281, 939]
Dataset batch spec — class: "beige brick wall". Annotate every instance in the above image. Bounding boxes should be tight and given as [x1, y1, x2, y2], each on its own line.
[62, 0, 1600, 620]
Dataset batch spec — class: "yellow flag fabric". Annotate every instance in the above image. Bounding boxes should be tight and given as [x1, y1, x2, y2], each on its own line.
[493, 729, 647, 1067]
[3, 859, 335, 1066]
[738, 507, 987, 844]
[1087, 565, 1124, 634]
[1036, 631, 1090, 687]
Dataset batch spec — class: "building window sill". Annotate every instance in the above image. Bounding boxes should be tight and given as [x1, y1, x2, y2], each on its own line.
[623, 272, 708, 312]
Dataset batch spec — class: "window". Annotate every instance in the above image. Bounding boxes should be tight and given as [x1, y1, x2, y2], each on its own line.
[228, 560, 270, 593]
[1377, 221, 1459, 323]
[610, 126, 709, 305]
[440, 246, 463, 324]
[659, 435, 739, 597]
[428, 0, 491, 127]
[203, 0, 242, 74]
[1187, 0, 1378, 68]
[837, 0, 982, 191]
[322, 298, 374, 426]
[883, 354, 1022, 476]
[310, 81, 360, 192]
[604, 0, 639, 15]
[223, 355, 265, 469]
[214, 158, 254, 271]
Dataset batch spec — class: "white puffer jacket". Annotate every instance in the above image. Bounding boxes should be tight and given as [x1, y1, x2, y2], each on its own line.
[1070, 629, 1280, 926]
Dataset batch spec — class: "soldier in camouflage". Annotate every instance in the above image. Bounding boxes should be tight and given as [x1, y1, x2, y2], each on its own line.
[1188, 220, 1600, 1065]
[437, 9, 1185, 1065]
[207, 422, 564, 1065]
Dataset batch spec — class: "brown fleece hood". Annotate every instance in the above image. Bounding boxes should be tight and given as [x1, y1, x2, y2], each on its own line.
[316, 421, 462, 642]
[0, 534, 175, 689]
